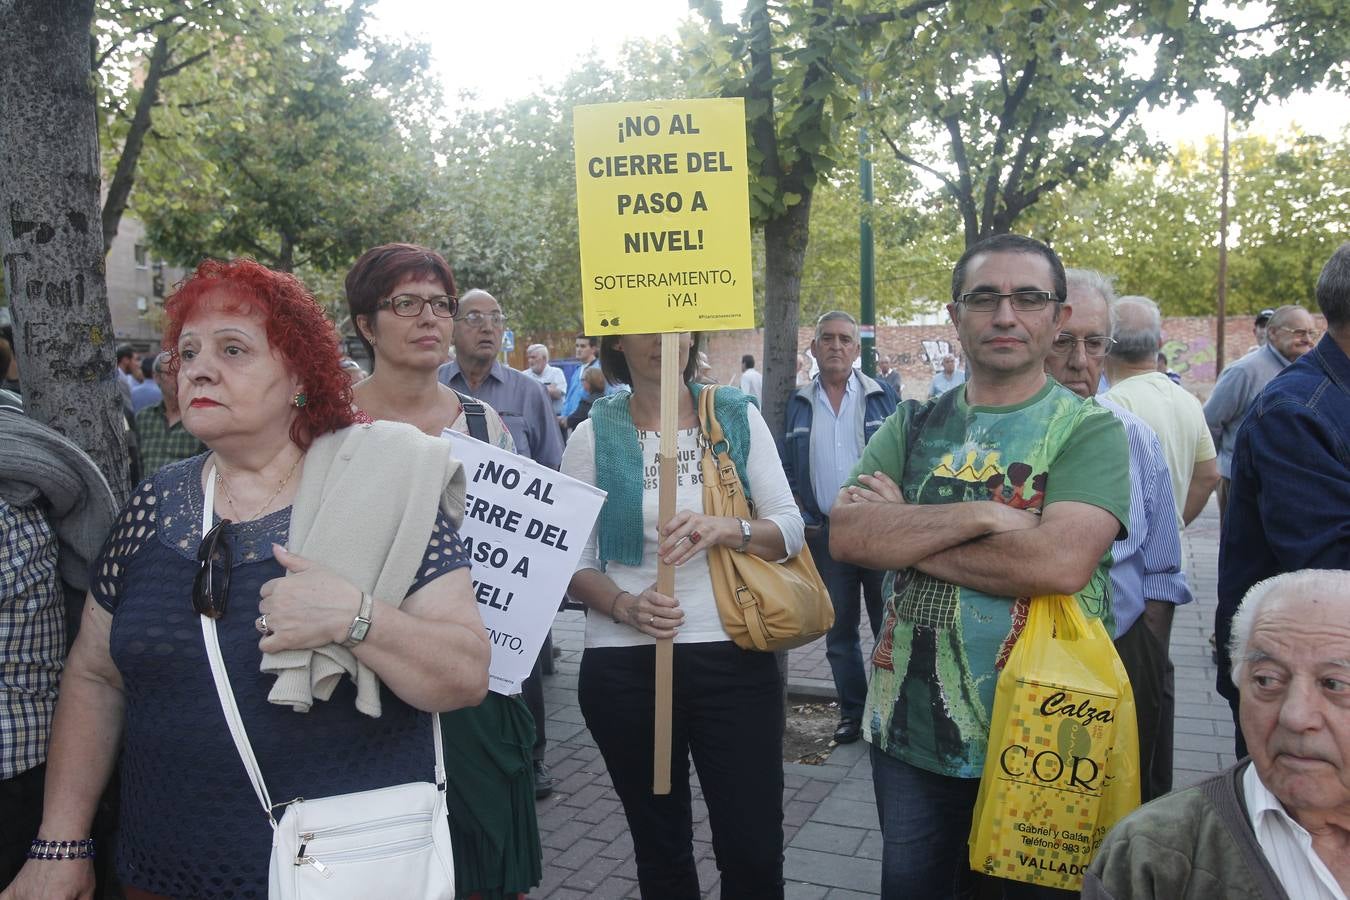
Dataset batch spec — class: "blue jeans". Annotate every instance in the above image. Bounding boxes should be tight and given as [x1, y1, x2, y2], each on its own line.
[808, 522, 884, 720]
[871, 746, 1077, 900]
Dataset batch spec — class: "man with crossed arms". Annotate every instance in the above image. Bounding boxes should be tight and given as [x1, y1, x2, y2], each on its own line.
[832, 234, 1129, 898]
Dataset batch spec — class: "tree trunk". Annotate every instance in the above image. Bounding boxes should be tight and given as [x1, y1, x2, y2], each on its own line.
[102, 28, 172, 255]
[278, 232, 295, 272]
[759, 194, 814, 441]
[0, 0, 131, 505]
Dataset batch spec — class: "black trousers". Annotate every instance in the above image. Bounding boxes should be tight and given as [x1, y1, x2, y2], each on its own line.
[1113, 615, 1174, 802]
[579, 642, 785, 900]
[521, 636, 549, 761]
[0, 763, 44, 889]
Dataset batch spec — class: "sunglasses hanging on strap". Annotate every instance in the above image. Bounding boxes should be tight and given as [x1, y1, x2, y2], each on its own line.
[196, 465, 457, 900]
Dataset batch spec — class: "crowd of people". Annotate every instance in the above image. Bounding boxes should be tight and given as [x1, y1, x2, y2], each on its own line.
[1, 235, 1347, 900]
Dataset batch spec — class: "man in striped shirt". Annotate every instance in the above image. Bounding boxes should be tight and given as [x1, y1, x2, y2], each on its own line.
[1046, 268, 1193, 802]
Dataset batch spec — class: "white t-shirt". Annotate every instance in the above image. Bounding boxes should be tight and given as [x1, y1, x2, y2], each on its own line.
[561, 404, 804, 648]
[740, 368, 763, 403]
[524, 364, 567, 415]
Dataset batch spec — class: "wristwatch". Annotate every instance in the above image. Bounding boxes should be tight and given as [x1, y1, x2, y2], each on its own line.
[343, 592, 374, 648]
[735, 517, 752, 552]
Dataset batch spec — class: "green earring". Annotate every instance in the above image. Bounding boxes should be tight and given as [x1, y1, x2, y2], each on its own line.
[293, 391, 307, 408]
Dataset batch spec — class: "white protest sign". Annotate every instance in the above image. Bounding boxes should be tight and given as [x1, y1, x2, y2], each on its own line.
[443, 430, 606, 695]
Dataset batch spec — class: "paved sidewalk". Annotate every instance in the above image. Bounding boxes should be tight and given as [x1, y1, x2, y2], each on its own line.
[529, 498, 1234, 898]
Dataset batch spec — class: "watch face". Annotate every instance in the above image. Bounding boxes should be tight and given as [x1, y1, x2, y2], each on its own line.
[349, 618, 371, 643]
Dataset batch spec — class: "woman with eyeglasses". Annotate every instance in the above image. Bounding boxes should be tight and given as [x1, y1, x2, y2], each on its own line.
[346, 243, 512, 453]
[1, 258, 490, 900]
[345, 242, 541, 900]
[560, 332, 805, 899]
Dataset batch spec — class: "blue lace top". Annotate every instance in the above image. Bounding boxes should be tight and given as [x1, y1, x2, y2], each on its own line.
[90, 453, 470, 898]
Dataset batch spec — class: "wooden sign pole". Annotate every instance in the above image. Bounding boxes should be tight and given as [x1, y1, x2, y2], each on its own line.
[652, 332, 680, 794]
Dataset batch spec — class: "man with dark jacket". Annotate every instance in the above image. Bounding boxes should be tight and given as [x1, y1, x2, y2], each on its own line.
[1216, 242, 1350, 757]
[780, 311, 897, 744]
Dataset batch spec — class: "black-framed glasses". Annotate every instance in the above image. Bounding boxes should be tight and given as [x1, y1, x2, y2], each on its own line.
[957, 290, 1060, 312]
[192, 518, 233, 620]
[1050, 333, 1116, 358]
[1273, 326, 1321, 341]
[454, 310, 507, 328]
[378, 294, 458, 318]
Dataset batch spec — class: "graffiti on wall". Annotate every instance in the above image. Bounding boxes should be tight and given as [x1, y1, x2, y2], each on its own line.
[920, 339, 953, 373]
[1160, 337, 1216, 381]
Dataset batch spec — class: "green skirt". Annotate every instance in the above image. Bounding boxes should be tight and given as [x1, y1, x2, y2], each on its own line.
[440, 693, 543, 900]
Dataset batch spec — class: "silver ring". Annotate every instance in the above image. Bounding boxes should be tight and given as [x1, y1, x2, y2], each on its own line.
[256, 614, 269, 635]
[648, 614, 655, 626]
[676, 535, 690, 546]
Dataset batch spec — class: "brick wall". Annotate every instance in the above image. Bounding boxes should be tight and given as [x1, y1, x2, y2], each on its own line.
[698, 315, 1326, 401]
[505, 314, 1325, 400]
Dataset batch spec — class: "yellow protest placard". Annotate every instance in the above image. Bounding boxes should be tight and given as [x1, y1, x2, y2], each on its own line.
[574, 98, 753, 335]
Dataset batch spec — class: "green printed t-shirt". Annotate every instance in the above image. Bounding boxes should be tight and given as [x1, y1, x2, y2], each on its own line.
[851, 379, 1129, 779]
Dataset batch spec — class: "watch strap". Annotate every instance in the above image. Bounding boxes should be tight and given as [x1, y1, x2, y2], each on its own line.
[343, 591, 374, 648]
[735, 517, 752, 551]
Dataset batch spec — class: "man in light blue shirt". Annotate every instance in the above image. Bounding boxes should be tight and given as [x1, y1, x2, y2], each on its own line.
[559, 333, 600, 427]
[808, 360, 862, 519]
[780, 311, 898, 745]
[1049, 268, 1193, 801]
[524, 343, 567, 416]
[927, 354, 965, 398]
[129, 355, 162, 413]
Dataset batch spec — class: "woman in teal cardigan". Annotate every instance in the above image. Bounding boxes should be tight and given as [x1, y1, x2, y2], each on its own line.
[561, 332, 806, 899]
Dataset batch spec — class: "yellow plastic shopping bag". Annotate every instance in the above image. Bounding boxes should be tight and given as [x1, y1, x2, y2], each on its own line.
[968, 594, 1140, 891]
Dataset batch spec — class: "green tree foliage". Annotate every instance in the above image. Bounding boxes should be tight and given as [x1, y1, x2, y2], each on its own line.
[684, 0, 939, 433]
[129, 0, 440, 273]
[435, 42, 689, 333]
[95, 0, 276, 253]
[1229, 0, 1350, 110]
[798, 133, 961, 322]
[1029, 131, 1350, 315]
[867, 0, 1230, 247]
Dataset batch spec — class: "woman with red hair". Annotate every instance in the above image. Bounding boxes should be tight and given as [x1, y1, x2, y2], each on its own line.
[3, 258, 490, 900]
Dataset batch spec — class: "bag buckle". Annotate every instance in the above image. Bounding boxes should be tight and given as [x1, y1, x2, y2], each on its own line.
[265, 796, 304, 828]
[734, 585, 758, 609]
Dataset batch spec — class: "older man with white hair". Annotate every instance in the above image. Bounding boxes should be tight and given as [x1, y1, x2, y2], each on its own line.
[1046, 269, 1192, 802]
[1085, 568, 1350, 899]
[1204, 304, 1318, 523]
[523, 343, 566, 417]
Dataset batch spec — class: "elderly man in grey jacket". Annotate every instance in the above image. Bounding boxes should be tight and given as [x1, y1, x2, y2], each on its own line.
[1202, 304, 1318, 523]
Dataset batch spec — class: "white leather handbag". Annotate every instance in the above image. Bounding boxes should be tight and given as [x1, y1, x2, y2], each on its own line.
[198, 467, 455, 899]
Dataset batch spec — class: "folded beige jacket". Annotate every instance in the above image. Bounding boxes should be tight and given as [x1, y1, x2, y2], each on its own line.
[261, 421, 466, 717]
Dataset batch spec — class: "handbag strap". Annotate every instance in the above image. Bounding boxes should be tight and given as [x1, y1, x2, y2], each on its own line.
[455, 391, 490, 443]
[196, 466, 448, 830]
[697, 386, 751, 519]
